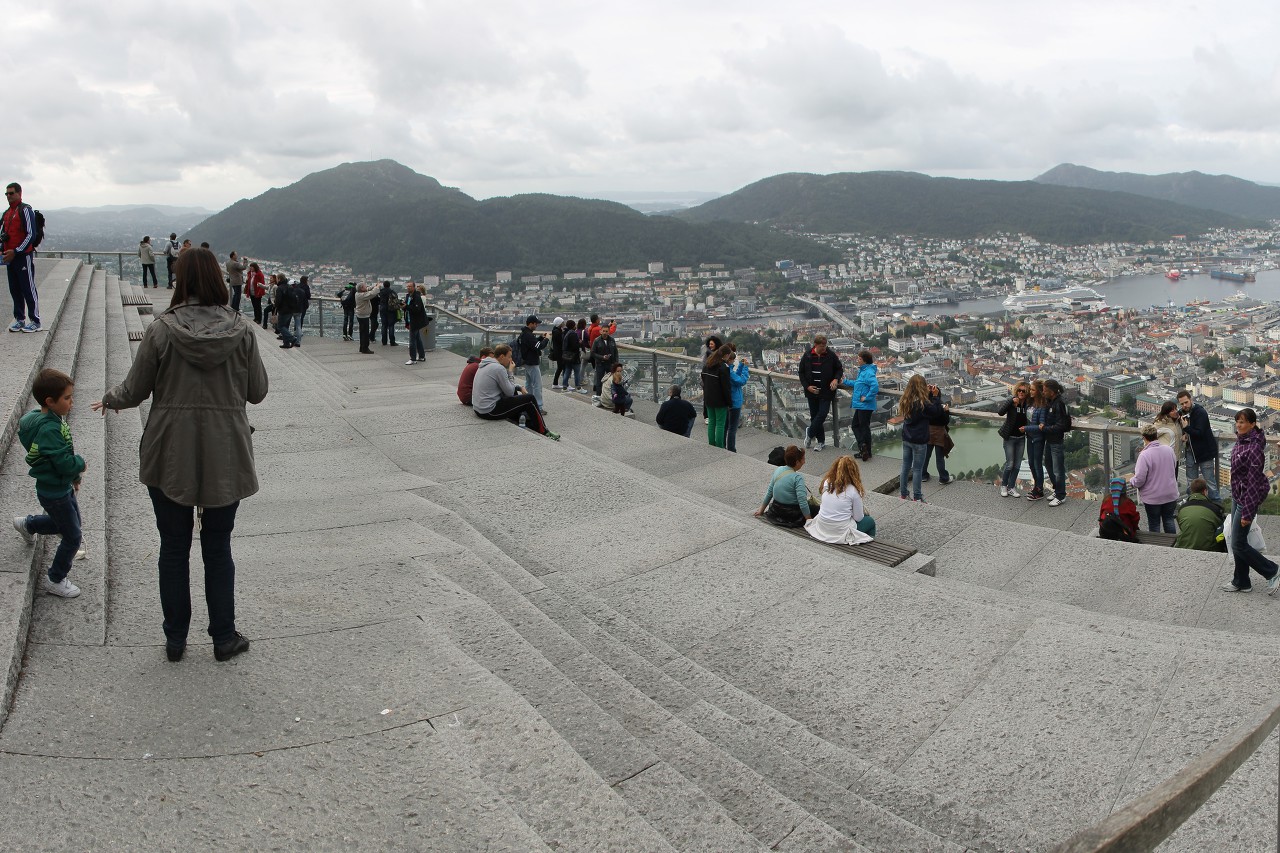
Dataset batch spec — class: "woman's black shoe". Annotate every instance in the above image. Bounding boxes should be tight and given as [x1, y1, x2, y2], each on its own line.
[214, 632, 250, 662]
[165, 641, 185, 662]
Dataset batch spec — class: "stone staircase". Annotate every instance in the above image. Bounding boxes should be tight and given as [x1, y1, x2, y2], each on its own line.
[0, 285, 1277, 851]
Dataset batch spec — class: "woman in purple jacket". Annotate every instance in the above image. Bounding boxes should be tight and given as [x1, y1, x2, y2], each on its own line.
[1224, 408, 1280, 593]
[1130, 425, 1179, 533]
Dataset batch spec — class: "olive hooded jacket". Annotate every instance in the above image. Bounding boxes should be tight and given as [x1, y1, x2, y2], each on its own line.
[101, 303, 268, 507]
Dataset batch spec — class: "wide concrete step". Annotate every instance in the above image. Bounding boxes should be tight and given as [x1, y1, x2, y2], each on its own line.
[27, 264, 106, 647]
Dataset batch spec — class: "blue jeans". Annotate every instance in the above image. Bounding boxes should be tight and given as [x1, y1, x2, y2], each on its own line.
[1144, 501, 1177, 533]
[24, 489, 82, 583]
[1185, 452, 1220, 501]
[560, 360, 581, 389]
[522, 364, 544, 409]
[380, 313, 397, 344]
[1047, 441, 1066, 500]
[900, 441, 927, 500]
[806, 394, 831, 445]
[1002, 436, 1025, 489]
[1231, 506, 1278, 590]
[149, 487, 241, 645]
[726, 407, 742, 453]
[229, 285, 241, 312]
[408, 328, 425, 360]
[292, 310, 305, 341]
[1027, 437, 1045, 492]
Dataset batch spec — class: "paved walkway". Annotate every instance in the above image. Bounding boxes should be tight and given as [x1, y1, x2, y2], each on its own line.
[1, 285, 1278, 851]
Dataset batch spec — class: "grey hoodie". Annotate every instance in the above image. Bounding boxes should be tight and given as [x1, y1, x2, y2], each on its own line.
[101, 303, 268, 507]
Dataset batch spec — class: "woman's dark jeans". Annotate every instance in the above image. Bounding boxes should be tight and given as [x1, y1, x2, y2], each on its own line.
[342, 309, 355, 338]
[1001, 436, 1025, 489]
[726, 407, 742, 452]
[1231, 506, 1278, 590]
[1027, 437, 1046, 493]
[1143, 500, 1177, 533]
[852, 408, 873, 451]
[149, 487, 240, 646]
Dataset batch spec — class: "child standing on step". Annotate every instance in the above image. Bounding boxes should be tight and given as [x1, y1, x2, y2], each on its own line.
[13, 368, 85, 598]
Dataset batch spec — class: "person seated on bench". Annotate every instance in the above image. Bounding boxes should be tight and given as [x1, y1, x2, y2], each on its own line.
[655, 384, 696, 436]
[1175, 477, 1227, 552]
[1098, 476, 1140, 542]
[805, 454, 875, 544]
[471, 344, 560, 441]
[753, 444, 817, 528]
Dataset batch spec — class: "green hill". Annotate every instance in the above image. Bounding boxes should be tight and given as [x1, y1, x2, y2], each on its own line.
[1033, 163, 1280, 220]
[675, 171, 1257, 244]
[187, 160, 839, 275]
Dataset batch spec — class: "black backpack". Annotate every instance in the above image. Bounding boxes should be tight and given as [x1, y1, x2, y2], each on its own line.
[1098, 513, 1137, 543]
[26, 206, 45, 249]
[767, 446, 786, 466]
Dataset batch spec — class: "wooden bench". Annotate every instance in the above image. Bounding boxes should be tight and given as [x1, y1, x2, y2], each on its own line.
[1135, 530, 1178, 547]
[759, 517, 918, 567]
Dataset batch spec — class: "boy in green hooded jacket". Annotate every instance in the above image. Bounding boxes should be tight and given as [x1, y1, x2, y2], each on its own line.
[13, 368, 86, 598]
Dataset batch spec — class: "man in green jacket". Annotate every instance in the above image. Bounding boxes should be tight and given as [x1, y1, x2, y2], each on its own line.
[1174, 478, 1227, 552]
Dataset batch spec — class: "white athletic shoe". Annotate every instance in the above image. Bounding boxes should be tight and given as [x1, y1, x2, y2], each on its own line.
[1007, 487, 1021, 498]
[999, 486, 1009, 497]
[42, 576, 81, 598]
[13, 515, 34, 544]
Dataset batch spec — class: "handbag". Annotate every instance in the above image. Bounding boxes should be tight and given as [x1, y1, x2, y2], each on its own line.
[928, 424, 955, 456]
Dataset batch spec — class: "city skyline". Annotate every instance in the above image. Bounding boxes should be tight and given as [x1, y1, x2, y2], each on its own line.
[9, 0, 1280, 209]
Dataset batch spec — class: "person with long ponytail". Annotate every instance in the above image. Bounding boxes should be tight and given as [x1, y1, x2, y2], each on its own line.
[805, 454, 875, 544]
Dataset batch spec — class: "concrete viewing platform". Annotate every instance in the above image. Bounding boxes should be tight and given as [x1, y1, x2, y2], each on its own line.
[1, 258, 1278, 851]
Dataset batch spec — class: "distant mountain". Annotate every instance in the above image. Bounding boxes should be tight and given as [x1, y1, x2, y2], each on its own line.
[41, 206, 215, 252]
[1034, 164, 1280, 220]
[188, 160, 838, 275]
[675, 171, 1257, 244]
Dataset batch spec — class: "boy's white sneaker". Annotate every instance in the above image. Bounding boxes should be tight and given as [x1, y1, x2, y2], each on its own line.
[999, 486, 1009, 497]
[12, 515, 34, 545]
[42, 576, 81, 598]
[1008, 487, 1021, 498]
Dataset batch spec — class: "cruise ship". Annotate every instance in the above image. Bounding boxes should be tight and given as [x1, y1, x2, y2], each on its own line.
[1002, 286, 1108, 314]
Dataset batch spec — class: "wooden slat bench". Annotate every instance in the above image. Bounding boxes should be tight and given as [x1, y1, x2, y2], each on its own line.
[1135, 530, 1178, 547]
[760, 517, 918, 567]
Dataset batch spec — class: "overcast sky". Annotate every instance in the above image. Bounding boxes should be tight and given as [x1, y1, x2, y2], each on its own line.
[9, 0, 1280, 210]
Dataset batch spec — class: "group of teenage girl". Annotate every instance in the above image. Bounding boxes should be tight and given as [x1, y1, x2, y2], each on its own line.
[994, 377, 1071, 506]
[699, 336, 750, 451]
[755, 446, 876, 545]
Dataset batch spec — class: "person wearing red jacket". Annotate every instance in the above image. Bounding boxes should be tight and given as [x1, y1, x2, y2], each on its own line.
[457, 348, 493, 406]
[2, 182, 40, 333]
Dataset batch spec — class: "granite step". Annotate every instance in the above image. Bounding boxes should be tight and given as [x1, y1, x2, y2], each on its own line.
[27, 264, 107, 647]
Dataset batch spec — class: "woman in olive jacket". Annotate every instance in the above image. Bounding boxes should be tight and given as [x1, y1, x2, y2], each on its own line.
[94, 248, 268, 663]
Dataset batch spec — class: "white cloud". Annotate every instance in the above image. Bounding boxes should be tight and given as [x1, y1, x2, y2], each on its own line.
[9, 0, 1280, 208]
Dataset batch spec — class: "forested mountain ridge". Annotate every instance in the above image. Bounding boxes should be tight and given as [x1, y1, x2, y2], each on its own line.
[187, 160, 840, 275]
[675, 171, 1257, 244]
[1034, 163, 1280, 220]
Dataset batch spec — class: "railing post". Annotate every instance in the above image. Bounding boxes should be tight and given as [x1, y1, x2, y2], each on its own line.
[117, 254, 123, 277]
[651, 352, 659, 402]
[831, 397, 840, 450]
[1102, 427, 1112, 484]
[766, 375, 774, 433]
[483, 331, 490, 348]
[318, 300, 324, 337]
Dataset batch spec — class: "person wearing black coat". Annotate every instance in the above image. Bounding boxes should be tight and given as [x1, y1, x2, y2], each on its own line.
[559, 319, 583, 391]
[656, 385, 697, 437]
[403, 282, 430, 364]
[995, 383, 1030, 497]
[378, 282, 399, 346]
[1177, 390, 1220, 500]
[548, 317, 565, 387]
[797, 335, 843, 452]
[275, 276, 301, 349]
[920, 385, 953, 484]
[701, 348, 733, 448]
